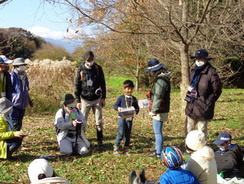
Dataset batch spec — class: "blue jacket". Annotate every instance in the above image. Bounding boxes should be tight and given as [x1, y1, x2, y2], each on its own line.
[160, 168, 200, 184]
[10, 69, 29, 109]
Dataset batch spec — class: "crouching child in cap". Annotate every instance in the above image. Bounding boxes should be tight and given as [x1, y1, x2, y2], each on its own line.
[54, 93, 90, 156]
[28, 158, 70, 184]
[213, 132, 244, 179]
[184, 130, 217, 184]
[0, 97, 27, 160]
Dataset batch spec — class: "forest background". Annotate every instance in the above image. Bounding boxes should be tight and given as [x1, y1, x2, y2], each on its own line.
[0, 0, 244, 183]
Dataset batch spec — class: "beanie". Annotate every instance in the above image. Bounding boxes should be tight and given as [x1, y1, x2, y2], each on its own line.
[28, 159, 54, 183]
[185, 130, 207, 151]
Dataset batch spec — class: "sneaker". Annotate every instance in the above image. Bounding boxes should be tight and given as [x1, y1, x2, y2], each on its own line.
[123, 146, 130, 155]
[97, 140, 104, 147]
[150, 152, 161, 158]
[113, 146, 120, 156]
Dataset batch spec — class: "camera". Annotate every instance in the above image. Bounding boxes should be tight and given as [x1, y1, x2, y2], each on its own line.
[95, 88, 102, 96]
[75, 119, 83, 124]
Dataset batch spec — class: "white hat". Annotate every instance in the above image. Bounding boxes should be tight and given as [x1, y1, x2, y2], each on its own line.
[28, 159, 54, 183]
[185, 130, 207, 151]
[0, 55, 13, 64]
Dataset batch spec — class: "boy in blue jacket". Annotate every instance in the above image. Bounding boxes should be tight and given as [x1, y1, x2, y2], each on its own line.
[113, 80, 139, 155]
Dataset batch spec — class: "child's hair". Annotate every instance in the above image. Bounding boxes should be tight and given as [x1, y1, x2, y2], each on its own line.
[123, 80, 135, 88]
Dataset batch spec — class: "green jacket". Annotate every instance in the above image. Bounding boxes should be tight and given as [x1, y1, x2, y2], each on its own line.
[150, 73, 171, 113]
[0, 115, 15, 159]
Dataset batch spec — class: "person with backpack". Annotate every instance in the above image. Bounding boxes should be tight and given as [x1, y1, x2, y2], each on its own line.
[54, 93, 90, 156]
[74, 51, 106, 146]
[145, 59, 171, 158]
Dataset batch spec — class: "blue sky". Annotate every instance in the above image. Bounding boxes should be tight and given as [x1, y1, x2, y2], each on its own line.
[0, 0, 88, 40]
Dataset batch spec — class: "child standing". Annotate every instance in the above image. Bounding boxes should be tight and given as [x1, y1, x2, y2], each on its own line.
[113, 80, 139, 155]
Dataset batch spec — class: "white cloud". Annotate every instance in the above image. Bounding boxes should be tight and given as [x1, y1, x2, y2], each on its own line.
[28, 26, 83, 40]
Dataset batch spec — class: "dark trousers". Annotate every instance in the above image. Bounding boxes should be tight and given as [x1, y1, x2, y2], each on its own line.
[6, 138, 22, 158]
[114, 118, 133, 147]
[11, 107, 26, 131]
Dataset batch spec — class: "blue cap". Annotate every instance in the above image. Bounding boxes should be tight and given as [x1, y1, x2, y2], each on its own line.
[190, 49, 213, 60]
[213, 132, 232, 145]
[145, 59, 164, 72]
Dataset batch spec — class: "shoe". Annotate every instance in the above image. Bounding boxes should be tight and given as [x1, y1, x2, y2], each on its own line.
[123, 146, 130, 155]
[150, 151, 161, 158]
[129, 170, 137, 184]
[97, 140, 104, 147]
[139, 169, 146, 183]
[113, 146, 120, 156]
[7, 156, 19, 161]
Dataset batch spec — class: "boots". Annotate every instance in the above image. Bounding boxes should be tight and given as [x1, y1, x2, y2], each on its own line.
[113, 146, 120, 156]
[123, 146, 130, 155]
[96, 129, 104, 146]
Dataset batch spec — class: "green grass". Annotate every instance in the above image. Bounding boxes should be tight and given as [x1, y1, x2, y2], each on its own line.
[0, 75, 244, 183]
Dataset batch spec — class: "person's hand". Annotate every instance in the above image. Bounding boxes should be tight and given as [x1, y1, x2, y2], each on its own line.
[118, 107, 123, 112]
[71, 120, 78, 127]
[100, 99, 106, 107]
[149, 112, 157, 116]
[14, 131, 27, 138]
[76, 103, 81, 110]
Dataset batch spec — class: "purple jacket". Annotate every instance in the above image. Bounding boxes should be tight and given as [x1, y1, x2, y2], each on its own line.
[10, 69, 29, 109]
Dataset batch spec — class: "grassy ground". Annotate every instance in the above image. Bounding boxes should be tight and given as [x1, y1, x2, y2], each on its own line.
[0, 75, 244, 183]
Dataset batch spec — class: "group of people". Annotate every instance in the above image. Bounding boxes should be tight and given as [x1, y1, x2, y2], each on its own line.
[0, 56, 31, 160]
[0, 49, 243, 184]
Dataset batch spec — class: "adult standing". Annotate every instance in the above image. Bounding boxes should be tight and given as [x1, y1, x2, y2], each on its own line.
[146, 59, 171, 158]
[0, 55, 13, 101]
[74, 51, 106, 146]
[10, 58, 33, 131]
[185, 49, 222, 137]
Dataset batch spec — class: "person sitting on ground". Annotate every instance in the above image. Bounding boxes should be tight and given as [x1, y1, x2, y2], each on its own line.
[129, 146, 199, 184]
[0, 97, 26, 160]
[28, 158, 70, 184]
[54, 93, 90, 156]
[185, 130, 217, 184]
[213, 132, 244, 178]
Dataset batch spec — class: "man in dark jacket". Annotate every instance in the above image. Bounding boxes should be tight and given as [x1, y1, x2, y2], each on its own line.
[213, 132, 244, 178]
[185, 49, 222, 137]
[74, 51, 106, 146]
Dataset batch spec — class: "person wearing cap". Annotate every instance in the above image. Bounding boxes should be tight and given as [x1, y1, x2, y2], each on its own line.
[185, 49, 222, 138]
[10, 57, 33, 131]
[0, 55, 13, 101]
[54, 93, 90, 156]
[185, 130, 217, 184]
[28, 158, 70, 184]
[74, 51, 106, 146]
[0, 97, 27, 160]
[145, 59, 171, 158]
[213, 132, 244, 178]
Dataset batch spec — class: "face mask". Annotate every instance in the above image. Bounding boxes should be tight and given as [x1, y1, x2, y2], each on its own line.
[218, 146, 226, 151]
[195, 60, 205, 67]
[85, 61, 94, 68]
[18, 65, 26, 72]
[66, 102, 76, 108]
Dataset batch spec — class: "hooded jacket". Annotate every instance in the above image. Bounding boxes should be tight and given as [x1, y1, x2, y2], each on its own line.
[185, 62, 222, 120]
[185, 146, 217, 184]
[0, 97, 15, 159]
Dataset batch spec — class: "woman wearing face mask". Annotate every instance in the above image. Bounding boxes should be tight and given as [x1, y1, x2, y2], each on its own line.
[54, 93, 90, 156]
[10, 58, 33, 131]
[185, 50, 222, 138]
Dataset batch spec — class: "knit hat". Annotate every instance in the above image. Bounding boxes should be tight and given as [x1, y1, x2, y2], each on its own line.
[83, 51, 94, 61]
[12, 58, 27, 66]
[213, 132, 232, 145]
[0, 55, 13, 64]
[185, 130, 207, 151]
[28, 158, 54, 183]
[0, 97, 13, 115]
[145, 59, 164, 72]
[60, 93, 75, 105]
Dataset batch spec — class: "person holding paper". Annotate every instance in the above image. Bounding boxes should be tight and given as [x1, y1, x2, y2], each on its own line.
[113, 80, 139, 156]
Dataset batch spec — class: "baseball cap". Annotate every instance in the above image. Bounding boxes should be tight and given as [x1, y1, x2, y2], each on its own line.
[213, 132, 232, 145]
[0, 55, 13, 64]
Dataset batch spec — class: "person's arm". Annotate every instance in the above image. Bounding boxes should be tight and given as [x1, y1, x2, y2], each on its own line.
[151, 79, 167, 113]
[54, 109, 74, 130]
[113, 96, 122, 111]
[211, 70, 222, 101]
[0, 116, 15, 141]
[133, 96, 140, 114]
[98, 65, 106, 100]
[74, 66, 82, 103]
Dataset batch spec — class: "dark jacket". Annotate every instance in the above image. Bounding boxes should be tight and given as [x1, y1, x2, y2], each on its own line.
[215, 144, 244, 178]
[1, 72, 12, 101]
[150, 73, 171, 113]
[74, 63, 106, 102]
[185, 62, 222, 120]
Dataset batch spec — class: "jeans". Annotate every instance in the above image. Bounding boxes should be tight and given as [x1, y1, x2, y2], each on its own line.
[114, 118, 133, 147]
[6, 138, 22, 158]
[11, 107, 26, 131]
[152, 119, 164, 155]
